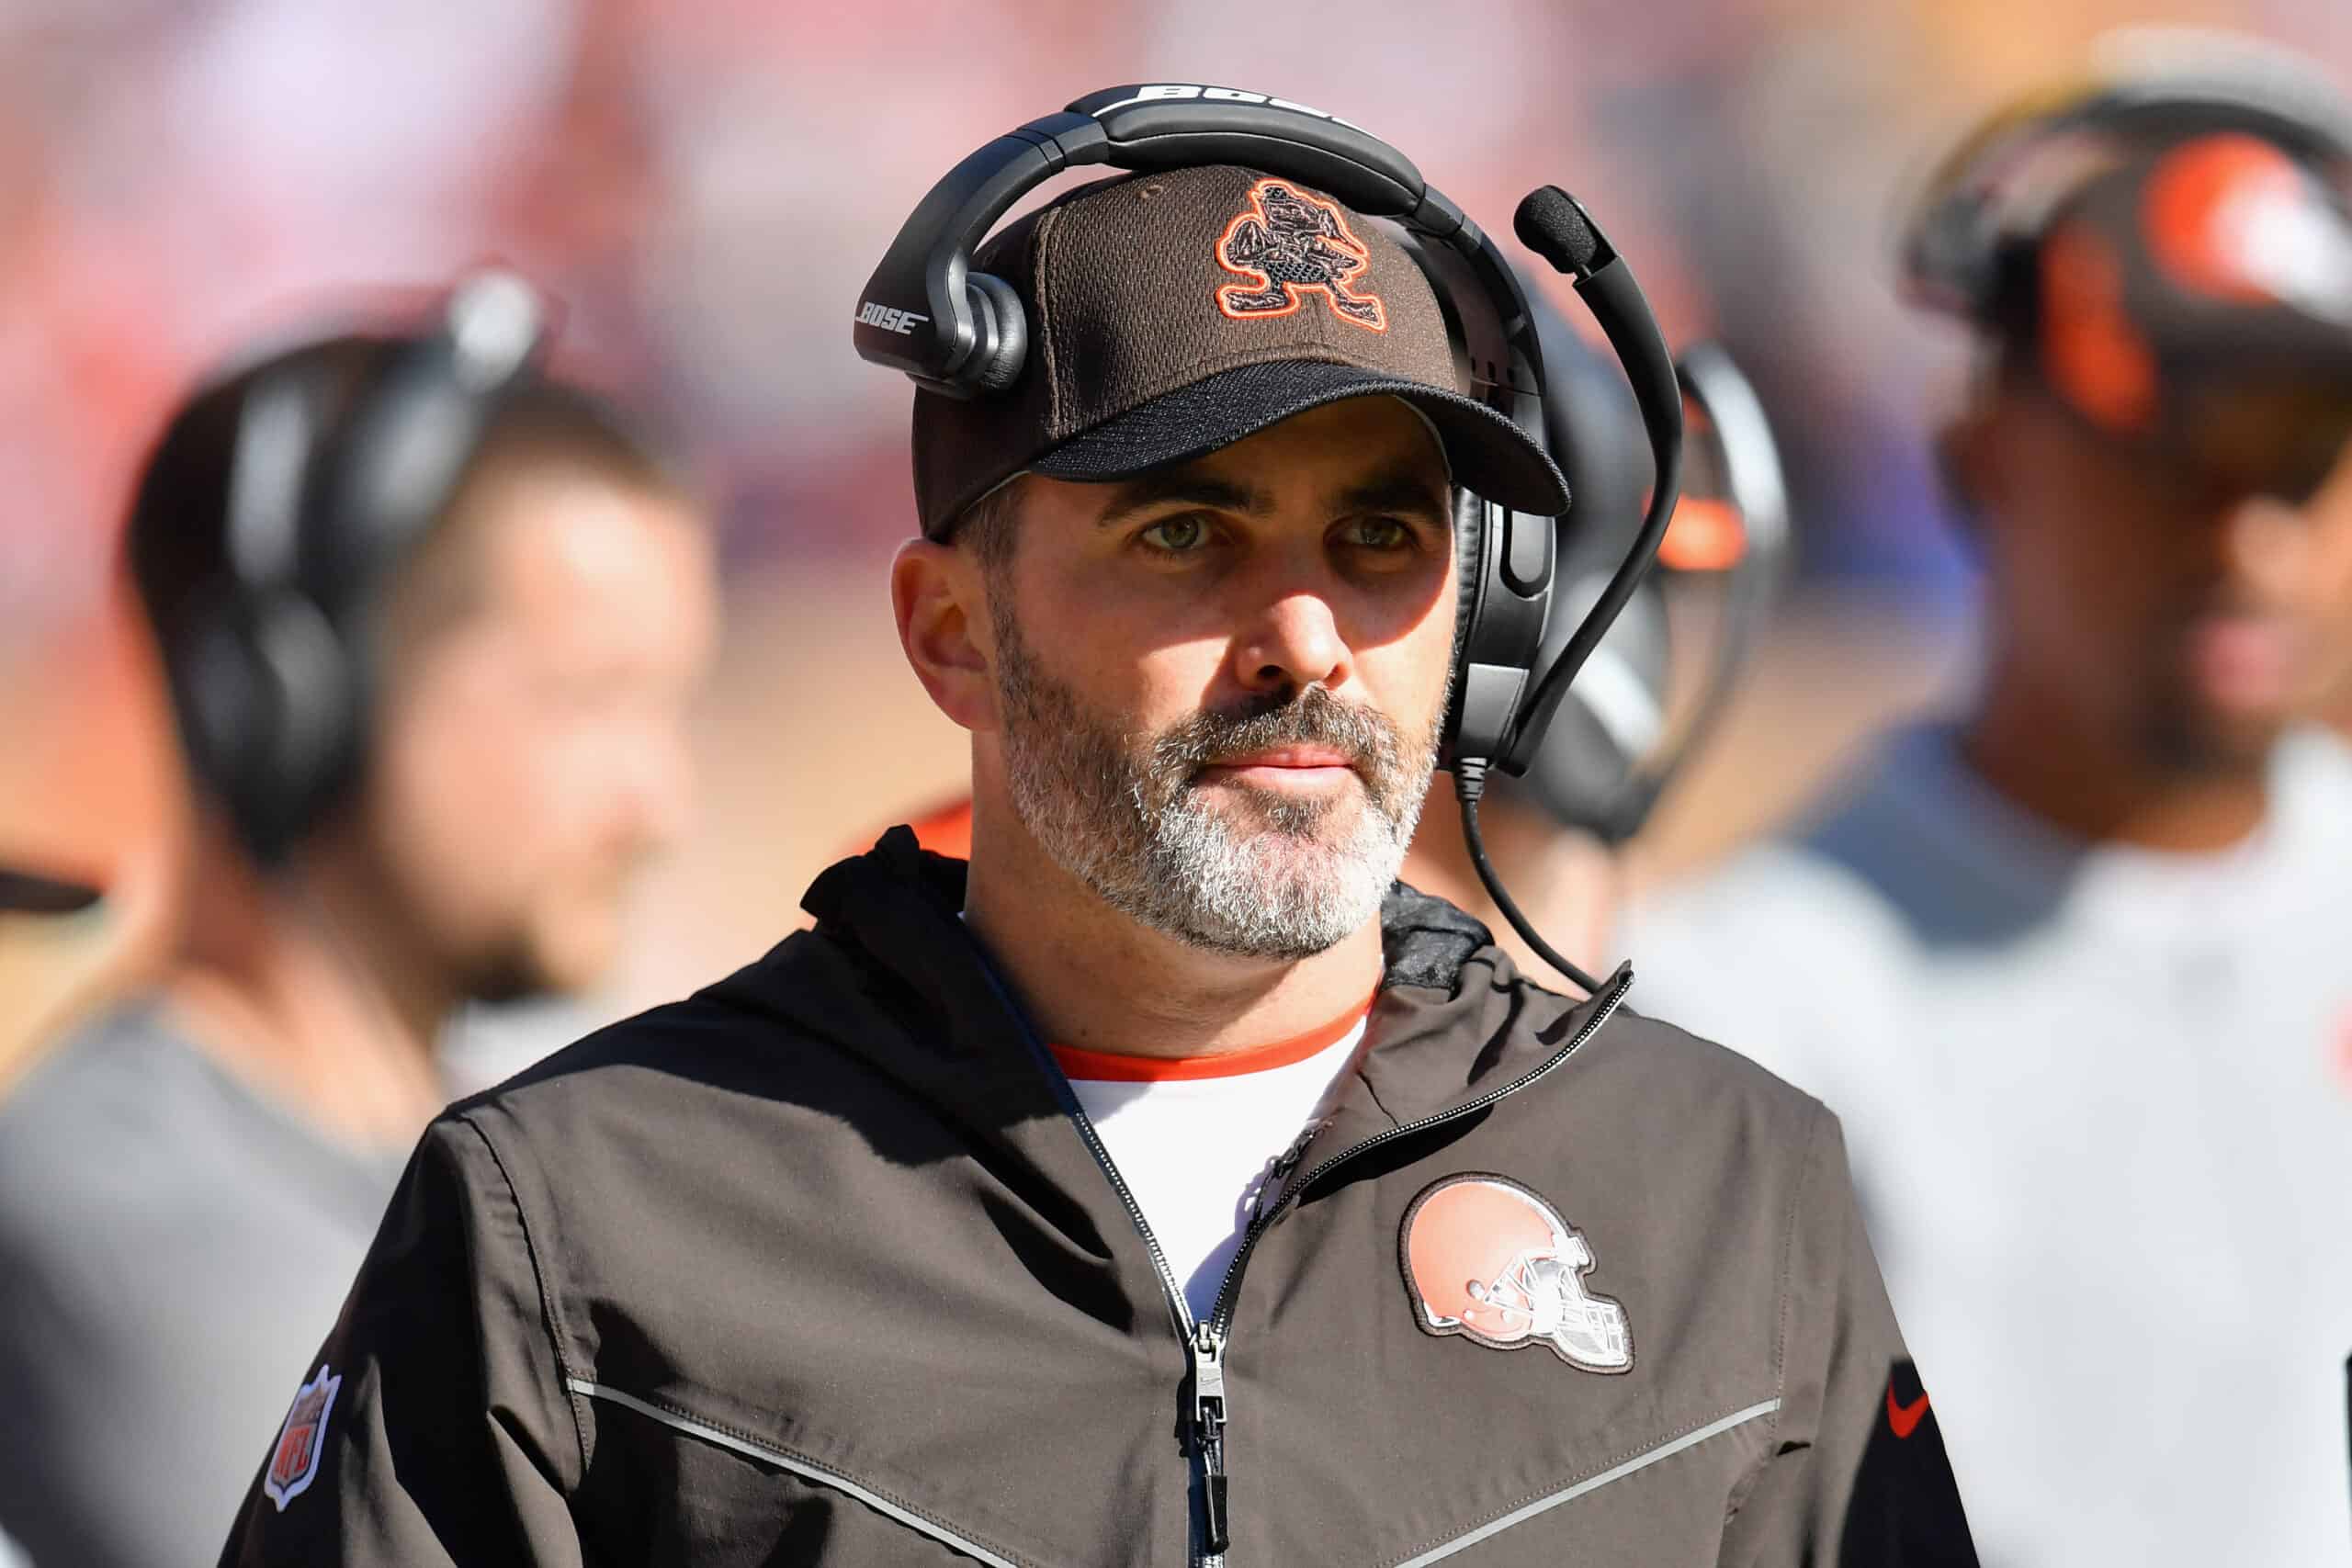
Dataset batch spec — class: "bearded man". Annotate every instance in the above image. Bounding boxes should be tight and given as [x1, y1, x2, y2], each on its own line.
[221, 161, 1974, 1566]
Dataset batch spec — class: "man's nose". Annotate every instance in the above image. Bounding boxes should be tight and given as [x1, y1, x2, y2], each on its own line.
[1231, 590, 1351, 698]
[2217, 491, 2310, 590]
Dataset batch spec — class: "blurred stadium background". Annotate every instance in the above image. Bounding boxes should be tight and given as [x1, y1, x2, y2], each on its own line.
[4, 0, 2344, 1070]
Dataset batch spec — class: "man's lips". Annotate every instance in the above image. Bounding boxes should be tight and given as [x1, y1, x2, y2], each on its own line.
[2183, 614, 2301, 710]
[1199, 745, 1363, 786]
[1212, 746, 1357, 769]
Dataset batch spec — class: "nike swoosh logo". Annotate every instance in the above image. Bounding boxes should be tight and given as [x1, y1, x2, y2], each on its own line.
[1886, 1380, 1930, 1439]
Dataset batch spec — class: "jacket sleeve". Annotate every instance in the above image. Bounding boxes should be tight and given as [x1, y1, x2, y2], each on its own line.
[219, 1112, 585, 1566]
[1718, 1107, 1980, 1568]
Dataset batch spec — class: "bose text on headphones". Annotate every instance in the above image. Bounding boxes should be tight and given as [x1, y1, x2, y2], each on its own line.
[172, 273, 548, 863]
[854, 85, 1686, 991]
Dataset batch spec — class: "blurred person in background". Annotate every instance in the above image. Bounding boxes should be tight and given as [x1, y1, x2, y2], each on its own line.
[218, 115, 1975, 1562]
[0, 276, 715, 1568]
[1623, 37, 2352, 1566]
[1404, 293, 1791, 972]
[0, 867, 105, 1568]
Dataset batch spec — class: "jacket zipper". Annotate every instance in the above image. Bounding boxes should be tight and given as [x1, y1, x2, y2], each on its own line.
[1192, 965, 1634, 1558]
[959, 932, 1231, 1561]
[996, 943, 1631, 1565]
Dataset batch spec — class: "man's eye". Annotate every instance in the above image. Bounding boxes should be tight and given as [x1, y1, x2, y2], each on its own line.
[1345, 517, 1413, 550]
[1140, 515, 1210, 553]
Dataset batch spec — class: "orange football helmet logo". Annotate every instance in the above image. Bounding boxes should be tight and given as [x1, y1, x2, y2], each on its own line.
[1400, 1174, 1633, 1372]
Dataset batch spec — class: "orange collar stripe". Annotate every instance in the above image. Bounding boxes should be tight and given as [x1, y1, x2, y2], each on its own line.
[1049, 993, 1376, 1083]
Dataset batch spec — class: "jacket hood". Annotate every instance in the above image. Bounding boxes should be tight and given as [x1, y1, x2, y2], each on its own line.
[740, 826, 1626, 1142]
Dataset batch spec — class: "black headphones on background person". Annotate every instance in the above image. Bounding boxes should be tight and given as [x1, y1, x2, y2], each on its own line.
[855, 85, 1687, 991]
[1899, 35, 2352, 326]
[168, 272, 548, 863]
[1524, 317, 1790, 846]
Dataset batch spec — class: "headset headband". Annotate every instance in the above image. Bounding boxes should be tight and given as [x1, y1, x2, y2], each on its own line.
[854, 85, 1546, 420]
[1904, 57, 2352, 320]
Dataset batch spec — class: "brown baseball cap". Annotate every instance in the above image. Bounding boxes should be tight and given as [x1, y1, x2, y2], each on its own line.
[2030, 131, 2352, 426]
[910, 164, 1569, 539]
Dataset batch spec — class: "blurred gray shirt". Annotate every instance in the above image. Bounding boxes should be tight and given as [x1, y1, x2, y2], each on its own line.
[1623, 722, 2352, 1567]
[0, 1006, 405, 1568]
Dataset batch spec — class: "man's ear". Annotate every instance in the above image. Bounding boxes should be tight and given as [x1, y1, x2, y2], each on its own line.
[892, 538, 999, 733]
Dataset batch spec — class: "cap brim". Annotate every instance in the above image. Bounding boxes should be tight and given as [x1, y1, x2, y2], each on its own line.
[1030, 361, 1571, 517]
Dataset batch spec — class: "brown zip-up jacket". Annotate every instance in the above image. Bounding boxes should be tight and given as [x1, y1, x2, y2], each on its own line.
[220, 829, 1977, 1566]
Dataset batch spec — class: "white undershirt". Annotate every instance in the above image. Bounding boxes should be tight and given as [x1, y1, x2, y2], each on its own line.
[1056, 1012, 1370, 1323]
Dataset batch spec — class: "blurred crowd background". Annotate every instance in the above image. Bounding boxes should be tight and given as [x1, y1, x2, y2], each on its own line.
[18, 0, 2346, 1069]
[4, 1, 2352, 1563]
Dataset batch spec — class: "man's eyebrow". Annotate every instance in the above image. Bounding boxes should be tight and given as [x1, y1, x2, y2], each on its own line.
[1095, 470, 1270, 528]
[1335, 468, 1453, 523]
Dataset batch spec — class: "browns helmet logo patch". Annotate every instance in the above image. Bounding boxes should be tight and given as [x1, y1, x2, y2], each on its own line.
[263, 1362, 343, 1511]
[1216, 178, 1389, 331]
[1400, 1173, 1633, 1372]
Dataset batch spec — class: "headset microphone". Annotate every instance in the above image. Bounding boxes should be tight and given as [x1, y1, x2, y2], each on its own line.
[1448, 188, 1686, 995]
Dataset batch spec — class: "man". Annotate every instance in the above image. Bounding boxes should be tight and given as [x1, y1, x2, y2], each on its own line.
[885, 322, 1789, 993]
[0, 868, 107, 1568]
[0, 294, 715, 1568]
[221, 156, 1973, 1564]
[1624, 56, 2352, 1567]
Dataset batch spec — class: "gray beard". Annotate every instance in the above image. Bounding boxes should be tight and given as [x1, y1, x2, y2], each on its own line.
[991, 609, 1439, 960]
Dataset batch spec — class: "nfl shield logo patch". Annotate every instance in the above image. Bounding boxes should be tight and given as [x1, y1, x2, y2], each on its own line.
[263, 1363, 342, 1511]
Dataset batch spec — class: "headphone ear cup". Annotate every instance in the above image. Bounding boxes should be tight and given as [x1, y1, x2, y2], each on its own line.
[1444, 496, 1551, 767]
[1450, 490, 1487, 656]
[247, 592, 353, 858]
[1902, 184, 1994, 318]
[175, 594, 276, 819]
[1442, 493, 1487, 762]
[962, 273, 1029, 393]
[173, 588, 351, 863]
[1520, 577, 1670, 840]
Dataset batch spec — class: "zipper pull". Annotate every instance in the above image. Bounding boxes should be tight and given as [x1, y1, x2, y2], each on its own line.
[1247, 1118, 1326, 1230]
[1190, 1321, 1230, 1555]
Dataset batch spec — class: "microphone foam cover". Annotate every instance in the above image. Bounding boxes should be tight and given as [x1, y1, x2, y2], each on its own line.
[1515, 186, 1600, 276]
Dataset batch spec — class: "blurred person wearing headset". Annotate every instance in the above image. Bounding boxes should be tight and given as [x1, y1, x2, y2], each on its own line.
[1623, 37, 2352, 1566]
[0, 276, 716, 1568]
[1402, 295, 1791, 970]
[0, 870, 105, 1568]
[220, 96, 1976, 1565]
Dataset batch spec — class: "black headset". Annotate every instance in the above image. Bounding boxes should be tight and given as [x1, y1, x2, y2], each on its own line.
[1523, 322, 1790, 845]
[168, 272, 548, 863]
[855, 85, 1686, 991]
[1900, 39, 2352, 325]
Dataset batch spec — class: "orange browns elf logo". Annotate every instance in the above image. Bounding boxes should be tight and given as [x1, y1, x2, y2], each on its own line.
[1399, 1173, 1634, 1373]
[1215, 178, 1388, 331]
